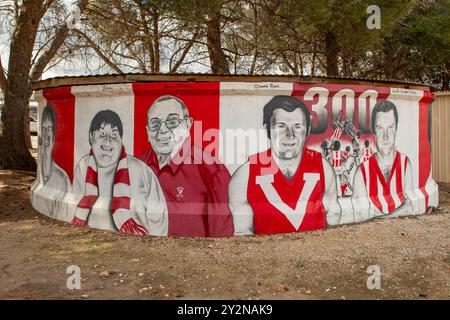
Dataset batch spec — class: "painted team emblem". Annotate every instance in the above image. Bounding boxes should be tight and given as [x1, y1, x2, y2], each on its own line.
[255, 173, 320, 230]
[176, 186, 184, 199]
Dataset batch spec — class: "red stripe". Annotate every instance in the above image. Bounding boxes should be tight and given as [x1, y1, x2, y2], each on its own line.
[111, 197, 131, 214]
[419, 186, 428, 210]
[361, 162, 367, 185]
[42, 87, 75, 183]
[85, 166, 98, 186]
[368, 157, 383, 213]
[333, 128, 342, 139]
[114, 168, 130, 185]
[384, 155, 401, 214]
[397, 156, 406, 204]
[120, 147, 126, 160]
[384, 185, 396, 213]
[418, 91, 433, 211]
[77, 195, 98, 209]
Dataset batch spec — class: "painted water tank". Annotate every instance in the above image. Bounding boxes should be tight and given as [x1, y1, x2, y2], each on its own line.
[30, 74, 439, 237]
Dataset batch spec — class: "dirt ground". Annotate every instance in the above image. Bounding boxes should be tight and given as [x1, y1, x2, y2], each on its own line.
[0, 168, 449, 300]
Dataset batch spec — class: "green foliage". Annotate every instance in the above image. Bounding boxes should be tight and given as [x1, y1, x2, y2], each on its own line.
[383, 0, 450, 86]
[81, 0, 450, 87]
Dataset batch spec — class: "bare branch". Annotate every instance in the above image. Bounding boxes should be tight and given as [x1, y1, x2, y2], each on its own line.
[169, 30, 200, 73]
[74, 29, 123, 74]
[29, 0, 89, 82]
[0, 55, 7, 92]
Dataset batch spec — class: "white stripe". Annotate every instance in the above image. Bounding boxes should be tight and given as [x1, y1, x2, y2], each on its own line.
[390, 170, 402, 209]
[399, 154, 406, 186]
[85, 183, 98, 196]
[414, 188, 426, 213]
[406, 189, 419, 214]
[74, 207, 90, 221]
[113, 183, 131, 198]
[116, 158, 128, 171]
[362, 161, 371, 197]
[377, 178, 389, 214]
[424, 174, 438, 208]
[88, 156, 97, 170]
[363, 161, 378, 215]
[111, 154, 132, 230]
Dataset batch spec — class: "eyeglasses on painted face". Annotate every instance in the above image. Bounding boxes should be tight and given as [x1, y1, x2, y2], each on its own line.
[147, 116, 187, 132]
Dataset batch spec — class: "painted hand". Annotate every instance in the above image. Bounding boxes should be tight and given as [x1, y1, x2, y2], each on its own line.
[71, 216, 87, 227]
[119, 218, 148, 236]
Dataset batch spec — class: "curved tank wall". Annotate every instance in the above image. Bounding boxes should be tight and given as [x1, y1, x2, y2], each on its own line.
[30, 76, 439, 237]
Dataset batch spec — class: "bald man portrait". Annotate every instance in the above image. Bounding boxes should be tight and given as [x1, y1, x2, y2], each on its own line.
[138, 95, 234, 237]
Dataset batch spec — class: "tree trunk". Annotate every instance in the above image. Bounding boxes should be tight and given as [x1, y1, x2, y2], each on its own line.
[0, 1, 44, 170]
[206, 10, 230, 74]
[249, 2, 258, 75]
[152, 9, 160, 74]
[24, 102, 32, 149]
[324, 31, 339, 77]
[0, 90, 36, 170]
[442, 62, 449, 91]
[382, 37, 395, 80]
[311, 43, 317, 76]
[0, 0, 88, 171]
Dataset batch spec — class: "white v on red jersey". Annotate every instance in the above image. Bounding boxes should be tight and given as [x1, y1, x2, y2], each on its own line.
[359, 151, 408, 214]
[247, 148, 326, 234]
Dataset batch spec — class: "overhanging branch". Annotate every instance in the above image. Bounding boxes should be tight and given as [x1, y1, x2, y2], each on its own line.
[29, 0, 89, 82]
[0, 55, 7, 92]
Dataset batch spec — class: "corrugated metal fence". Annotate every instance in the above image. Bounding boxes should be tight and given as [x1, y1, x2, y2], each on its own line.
[432, 92, 450, 183]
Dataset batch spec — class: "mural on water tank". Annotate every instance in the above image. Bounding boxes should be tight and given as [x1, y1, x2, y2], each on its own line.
[30, 81, 439, 237]
[70, 109, 168, 236]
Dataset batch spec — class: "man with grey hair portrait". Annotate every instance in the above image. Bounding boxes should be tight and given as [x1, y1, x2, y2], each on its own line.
[138, 95, 234, 237]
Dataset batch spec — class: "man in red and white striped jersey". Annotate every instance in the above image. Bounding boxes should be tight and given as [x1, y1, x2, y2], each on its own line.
[331, 140, 343, 169]
[361, 140, 373, 162]
[352, 101, 413, 221]
[330, 140, 345, 197]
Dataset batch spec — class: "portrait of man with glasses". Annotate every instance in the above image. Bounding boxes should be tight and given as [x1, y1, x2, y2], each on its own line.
[31, 104, 71, 220]
[138, 95, 234, 237]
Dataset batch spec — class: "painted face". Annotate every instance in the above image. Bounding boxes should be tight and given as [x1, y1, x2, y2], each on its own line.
[374, 110, 397, 156]
[41, 117, 54, 152]
[269, 108, 308, 160]
[146, 99, 192, 156]
[90, 123, 122, 168]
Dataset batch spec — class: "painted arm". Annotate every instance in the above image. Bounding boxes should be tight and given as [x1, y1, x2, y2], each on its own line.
[322, 158, 341, 226]
[71, 158, 88, 226]
[141, 164, 168, 236]
[351, 166, 370, 222]
[228, 161, 254, 236]
[207, 169, 234, 237]
[53, 170, 71, 221]
[73, 160, 86, 196]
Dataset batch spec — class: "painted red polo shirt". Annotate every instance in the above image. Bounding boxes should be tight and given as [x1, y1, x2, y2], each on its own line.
[138, 141, 234, 237]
